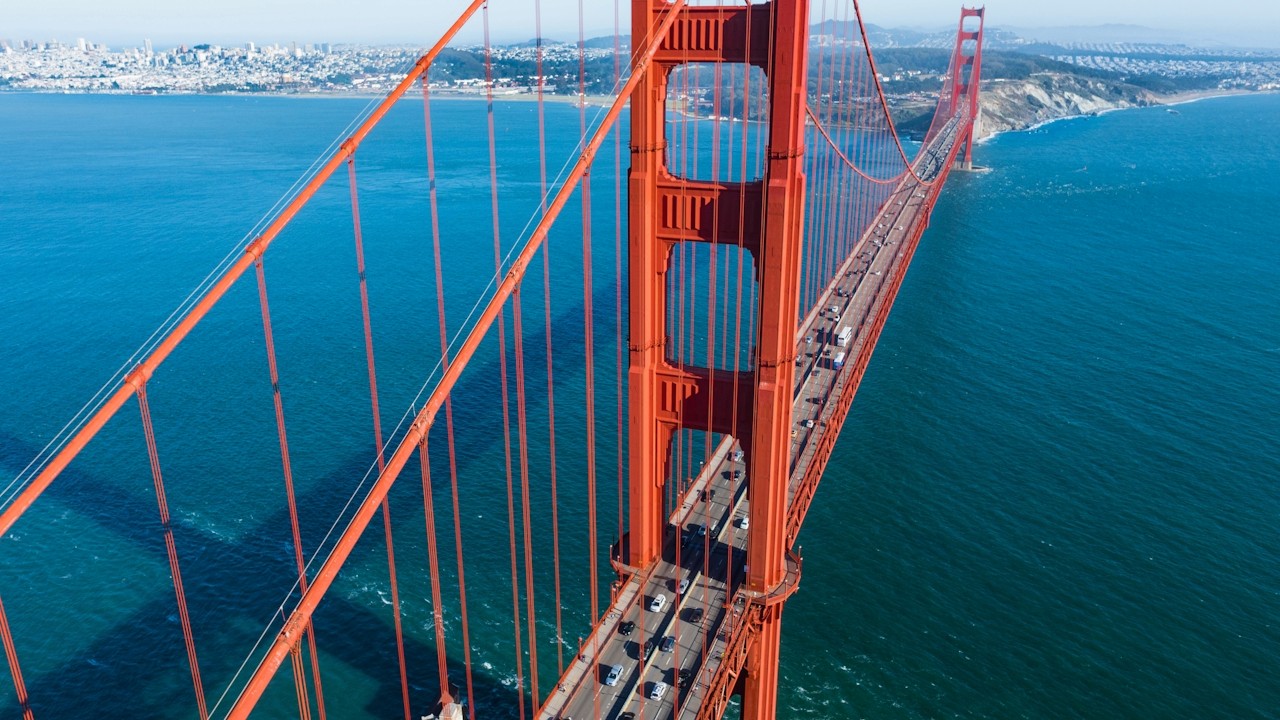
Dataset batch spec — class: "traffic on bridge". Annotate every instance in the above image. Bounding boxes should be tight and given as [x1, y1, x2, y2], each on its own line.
[0, 1, 983, 719]
[541, 104, 972, 720]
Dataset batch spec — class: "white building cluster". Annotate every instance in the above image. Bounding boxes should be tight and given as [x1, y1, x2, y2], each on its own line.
[1050, 43, 1280, 90]
[1, 40, 447, 94]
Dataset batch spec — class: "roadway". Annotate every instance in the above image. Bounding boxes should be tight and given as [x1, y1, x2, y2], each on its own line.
[540, 116, 963, 720]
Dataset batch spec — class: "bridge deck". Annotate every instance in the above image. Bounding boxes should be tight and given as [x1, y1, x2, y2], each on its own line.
[539, 121, 961, 720]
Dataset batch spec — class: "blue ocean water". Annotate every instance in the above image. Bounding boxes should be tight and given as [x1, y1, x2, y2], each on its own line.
[0, 92, 1277, 719]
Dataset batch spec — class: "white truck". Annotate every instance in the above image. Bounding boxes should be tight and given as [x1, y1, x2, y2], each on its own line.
[836, 326, 853, 347]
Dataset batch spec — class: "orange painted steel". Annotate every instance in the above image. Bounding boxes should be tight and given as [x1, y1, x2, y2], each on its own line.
[422, 75, 477, 719]
[954, 7, 986, 167]
[288, 645, 311, 720]
[223, 3, 687, 715]
[135, 381, 209, 720]
[0, 0, 489, 543]
[346, 156, 412, 720]
[739, 2, 811, 717]
[533, 0, 568, 680]
[253, 258, 327, 719]
[0, 595, 33, 720]
[850, 0, 944, 188]
[806, 107, 904, 185]
[0, 1, 987, 715]
[626, 0, 776, 570]
[577, 0, 603, 630]
[416, 439, 451, 703]
[623, 1, 811, 716]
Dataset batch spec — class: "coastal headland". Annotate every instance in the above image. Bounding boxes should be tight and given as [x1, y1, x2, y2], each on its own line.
[4, 31, 1276, 141]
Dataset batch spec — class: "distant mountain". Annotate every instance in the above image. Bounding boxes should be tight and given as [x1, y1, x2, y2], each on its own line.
[503, 36, 627, 50]
[808, 20, 951, 48]
[1001, 24, 1221, 47]
[584, 35, 625, 50]
[808, 21, 1025, 50]
[514, 24, 1267, 55]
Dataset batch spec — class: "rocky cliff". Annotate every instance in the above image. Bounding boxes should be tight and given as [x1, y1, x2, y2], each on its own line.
[890, 71, 1161, 142]
[974, 72, 1158, 139]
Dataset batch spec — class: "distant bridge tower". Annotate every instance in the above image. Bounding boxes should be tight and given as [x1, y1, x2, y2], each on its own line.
[953, 7, 986, 170]
[626, 0, 809, 717]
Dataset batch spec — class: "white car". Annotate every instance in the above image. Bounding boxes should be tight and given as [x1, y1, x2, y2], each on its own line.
[605, 664, 623, 686]
[739, 516, 750, 530]
[649, 594, 667, 612]
[677, 578, 690, 595]
[650, 681, 669, 700]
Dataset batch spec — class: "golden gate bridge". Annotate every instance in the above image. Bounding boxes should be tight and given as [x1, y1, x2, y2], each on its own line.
[1, 0, 984, 717]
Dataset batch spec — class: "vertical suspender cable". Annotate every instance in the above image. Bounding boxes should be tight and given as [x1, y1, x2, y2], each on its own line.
[346, 158, 411, 720]
[852, 0, 869, 260]
[226, 6, 691, 712]
[577, 0, 601, 626]
[513, 283, 541, 707]
[673, 238, 687, 510]
[483, 6, 529, 717]
[254, 258, 326, 720]
[848, 9, 866, 249]
[533, 0, 566, 680]
[825, 8, 851, 286]
[288, 645, 312, 720]
[674, 239, 686, 489]
[857, 6, 874, 249]
[421, 76, 477, 720]
[0, 595, 34, 720]
[671, 60, 685, 515]
[843, 13, 860, 278]
[0, 0, 491, 549]
[417, 439, 452, 703]
[826, 6, 850, 291]
[612, 0, 626, 555]
[133, 381, 208, 720]
[803, 3, 826, 318]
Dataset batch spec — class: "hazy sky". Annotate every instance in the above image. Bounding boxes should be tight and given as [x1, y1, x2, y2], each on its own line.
[5, 0, 1278, 48]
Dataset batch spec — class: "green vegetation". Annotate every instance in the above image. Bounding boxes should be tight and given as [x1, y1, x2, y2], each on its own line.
[429, 47, 620, 95]
[1123, 74, 1227, 93]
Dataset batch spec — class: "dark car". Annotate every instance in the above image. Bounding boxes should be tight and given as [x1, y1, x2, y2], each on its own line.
[619, 620, 636, 636]
[642, 639, 655, 657]
[686, 607, 704, 623]
[678, 667, 695, 682]
[660, 635, 676, 652]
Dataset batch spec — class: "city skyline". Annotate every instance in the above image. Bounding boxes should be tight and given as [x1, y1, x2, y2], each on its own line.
[6, 0, 1279, 49]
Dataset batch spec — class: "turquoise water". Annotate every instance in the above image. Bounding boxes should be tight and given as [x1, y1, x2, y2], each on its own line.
[1, 92, 1278, 718]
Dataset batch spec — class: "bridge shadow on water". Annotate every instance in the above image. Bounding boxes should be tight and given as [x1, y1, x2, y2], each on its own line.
[0, 287, 625, 719]
[0, 426, 538, 719]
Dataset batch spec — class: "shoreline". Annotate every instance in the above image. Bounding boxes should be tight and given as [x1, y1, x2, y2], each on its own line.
[976, 88, 1275, 144]
[7, 86, 1274, 139]
[1154, 88, 1267, 106]
[0, 87, 618, 107]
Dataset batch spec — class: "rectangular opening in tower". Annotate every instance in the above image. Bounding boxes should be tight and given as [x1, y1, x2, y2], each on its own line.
[665, 240, 758, 374]
[664, 63, 769, 183]
[664, 428, 733, 521]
